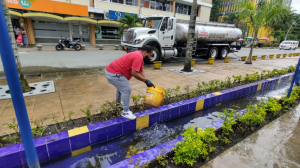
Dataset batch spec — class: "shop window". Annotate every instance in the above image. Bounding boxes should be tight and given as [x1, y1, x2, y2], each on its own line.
[101, 26, 120, 39]
[126, 0, 137, 6]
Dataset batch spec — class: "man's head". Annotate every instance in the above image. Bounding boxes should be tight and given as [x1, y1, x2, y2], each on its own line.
[141, 45, 154, 60]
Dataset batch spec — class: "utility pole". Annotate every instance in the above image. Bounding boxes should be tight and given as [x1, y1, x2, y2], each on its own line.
[285, 17, 299, 41]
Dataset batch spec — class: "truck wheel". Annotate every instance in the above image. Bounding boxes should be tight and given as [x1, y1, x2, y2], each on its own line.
[209, 47, 218, 59]
[144, 46, 160, 64]
[219, 47, 229, 59]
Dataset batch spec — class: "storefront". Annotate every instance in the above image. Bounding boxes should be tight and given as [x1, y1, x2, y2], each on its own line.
[6, 0, 90, 44]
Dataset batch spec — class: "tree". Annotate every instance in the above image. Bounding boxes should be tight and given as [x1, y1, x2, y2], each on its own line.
[183, 0, 197, 72]
[271, 30, 286, 43]
[238, 0, 288, 64]
[1, 0, 31, 92]
[210, 0, 222, 22]
[119, 13, 142, 37]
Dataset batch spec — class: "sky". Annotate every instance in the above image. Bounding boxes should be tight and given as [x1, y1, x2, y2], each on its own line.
[291, 0, 300, 14]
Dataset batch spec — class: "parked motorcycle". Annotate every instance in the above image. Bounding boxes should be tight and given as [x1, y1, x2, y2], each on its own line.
[55, 36, 82, 51]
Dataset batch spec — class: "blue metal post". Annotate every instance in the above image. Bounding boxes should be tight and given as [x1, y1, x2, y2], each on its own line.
[0, 2, 40, 168]
[287, 57, 300, 98]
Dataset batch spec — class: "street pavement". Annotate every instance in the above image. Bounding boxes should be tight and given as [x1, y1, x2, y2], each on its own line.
[0, 48, 299, 75]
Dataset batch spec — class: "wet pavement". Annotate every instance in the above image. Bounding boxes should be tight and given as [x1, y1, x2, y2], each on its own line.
[201, 105, 300, 168]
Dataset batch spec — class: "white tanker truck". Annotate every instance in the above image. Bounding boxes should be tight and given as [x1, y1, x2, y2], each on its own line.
[121, 15, 243, 63]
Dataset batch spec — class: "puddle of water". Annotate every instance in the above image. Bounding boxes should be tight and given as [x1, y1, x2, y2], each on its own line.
[43, 82, 290, 168]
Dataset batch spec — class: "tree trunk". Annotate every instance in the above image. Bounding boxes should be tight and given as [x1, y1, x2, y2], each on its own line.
[245, 30, 257, 64]
[2, 0, 30, 92]
[183, 0, 197, 72]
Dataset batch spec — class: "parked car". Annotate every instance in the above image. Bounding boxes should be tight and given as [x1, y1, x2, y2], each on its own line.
[279, 40, 299, 50]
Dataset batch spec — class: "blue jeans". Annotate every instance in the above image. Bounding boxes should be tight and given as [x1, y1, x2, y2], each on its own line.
[22, 37, 28, 47]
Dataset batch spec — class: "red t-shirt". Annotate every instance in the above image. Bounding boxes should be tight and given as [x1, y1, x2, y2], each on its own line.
[106, 50, 144, 80]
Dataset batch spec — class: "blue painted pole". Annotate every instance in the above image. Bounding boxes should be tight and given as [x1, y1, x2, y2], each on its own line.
[287, 57, 300, 98]
[0, 2, 40, 168]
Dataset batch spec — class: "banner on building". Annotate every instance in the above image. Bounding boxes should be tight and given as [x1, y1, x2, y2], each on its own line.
[6, 0, 88, 17]
[108, 10, 135, 21]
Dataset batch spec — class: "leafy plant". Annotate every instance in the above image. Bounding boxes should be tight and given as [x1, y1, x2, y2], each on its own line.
[236, 104, 266, 132]
[264, 98, 282, 116]
[3, 119, 20, 136]
[173, 126, 218, 166]
[81, 104, 93, 123]
[157, 152, 168, 167]
[132, 94, 143, 109]
[31, 118, 47, 137]
[2, 135, 18, 143]
[68, 111, 75, 123]
[219, 109, 237, 144]
[232, 75, 242, 84]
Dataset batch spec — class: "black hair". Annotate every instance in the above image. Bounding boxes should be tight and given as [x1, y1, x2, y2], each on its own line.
[141, 45, 153, 53]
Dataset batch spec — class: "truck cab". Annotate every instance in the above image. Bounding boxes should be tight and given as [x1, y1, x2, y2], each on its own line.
[121, 15, 176, 63]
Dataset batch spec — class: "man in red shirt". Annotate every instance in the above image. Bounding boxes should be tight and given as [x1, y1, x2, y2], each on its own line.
[105, 45, 155, 119]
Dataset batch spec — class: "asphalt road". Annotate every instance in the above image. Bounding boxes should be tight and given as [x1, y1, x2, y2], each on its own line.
[0, 48, 299, 74]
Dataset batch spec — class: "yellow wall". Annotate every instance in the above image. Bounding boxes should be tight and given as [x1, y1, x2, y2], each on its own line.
[52, 0, 89, 6]
[95, 1, 139, 14]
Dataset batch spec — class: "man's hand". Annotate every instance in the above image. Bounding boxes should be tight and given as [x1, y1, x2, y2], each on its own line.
[145, 79, 155, 88]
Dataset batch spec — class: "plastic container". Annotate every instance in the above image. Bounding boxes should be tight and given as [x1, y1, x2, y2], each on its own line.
[143, 85, 166, 108]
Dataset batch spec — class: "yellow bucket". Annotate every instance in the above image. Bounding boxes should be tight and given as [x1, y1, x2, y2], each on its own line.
[276, 54, 281, 58]
[252, 56, 257, 60]
[283, 54, 287, 58]
[144, 85, 166, 108]
[153, 63, 161, 69]
[224, 57, 230, 63]
[293, 53, 297, 56]
[208, 58, 215, 64]
[269, 55, 274, 59]
[191, 59, 196, 66]
[241, 56, 247, 61]
[288, 53, 293, 57]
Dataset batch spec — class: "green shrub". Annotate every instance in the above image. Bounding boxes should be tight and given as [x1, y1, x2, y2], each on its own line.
[173, 126, 218, 166]
[219, 109, 237, 144]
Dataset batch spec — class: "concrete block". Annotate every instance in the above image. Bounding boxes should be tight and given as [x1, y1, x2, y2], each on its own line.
[36, 44, 43, 51]
[81, 45, 85, 50]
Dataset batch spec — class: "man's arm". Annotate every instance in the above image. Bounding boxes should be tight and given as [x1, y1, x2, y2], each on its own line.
[140, 71, 146, 78]
[131, 69, 146, 82]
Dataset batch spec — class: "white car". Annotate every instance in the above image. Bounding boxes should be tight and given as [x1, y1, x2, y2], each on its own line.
[279, 40, 299, 50]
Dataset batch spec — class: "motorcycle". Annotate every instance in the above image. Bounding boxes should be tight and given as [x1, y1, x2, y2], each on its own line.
[55, 36, 82, 51]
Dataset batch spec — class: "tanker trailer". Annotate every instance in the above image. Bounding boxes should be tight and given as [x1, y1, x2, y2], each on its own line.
[121, 15, 243, 63]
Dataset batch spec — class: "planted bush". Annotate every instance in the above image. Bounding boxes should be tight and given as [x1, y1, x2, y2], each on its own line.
[173, 126, 218, 166]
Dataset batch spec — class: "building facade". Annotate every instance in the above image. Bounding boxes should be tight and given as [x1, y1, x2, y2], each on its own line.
[217, 0, 291, 42]
[7, 0, 212, 45]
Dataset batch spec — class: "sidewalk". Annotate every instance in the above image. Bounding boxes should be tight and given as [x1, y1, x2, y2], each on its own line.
[0, 57, 298, 136]
[201, 105, 300, 168]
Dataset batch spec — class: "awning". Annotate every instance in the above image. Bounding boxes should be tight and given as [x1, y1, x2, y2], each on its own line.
[245, 37, 254, 40]
[22, 13, 64, 22]
[97, 20, 121, 27]
[9, 10, 22, 17]
[64, 17, 97, 24]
